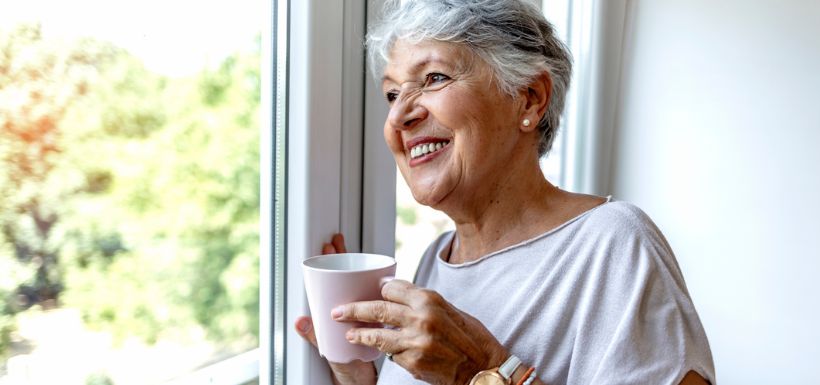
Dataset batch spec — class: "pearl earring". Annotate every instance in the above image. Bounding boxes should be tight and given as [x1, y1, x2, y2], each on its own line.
[523, 119, 531, 127]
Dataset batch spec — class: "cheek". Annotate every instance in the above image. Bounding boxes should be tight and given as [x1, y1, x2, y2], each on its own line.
[383, 123, 402, 152]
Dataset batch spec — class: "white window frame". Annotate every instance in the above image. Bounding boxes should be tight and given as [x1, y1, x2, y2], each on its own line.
[259, 0, 280, 382]
[546, 0, 629, 195]
[263, 0, 395, 384]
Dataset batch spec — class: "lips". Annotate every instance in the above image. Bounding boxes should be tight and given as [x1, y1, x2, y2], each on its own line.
[409, 140, 450, 159]
[405, 136, 452, 166]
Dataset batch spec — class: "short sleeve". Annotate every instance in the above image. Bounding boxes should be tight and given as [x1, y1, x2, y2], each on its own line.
[567, 204, 715, 385]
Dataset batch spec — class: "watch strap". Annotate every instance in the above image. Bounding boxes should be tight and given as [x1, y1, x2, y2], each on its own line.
[498, 355, 522, 380]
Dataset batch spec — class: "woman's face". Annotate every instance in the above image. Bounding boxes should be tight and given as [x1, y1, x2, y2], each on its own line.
[382, 40, 528, 210]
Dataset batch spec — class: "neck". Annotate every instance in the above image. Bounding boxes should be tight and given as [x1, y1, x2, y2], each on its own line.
[440, 156, 562, 264]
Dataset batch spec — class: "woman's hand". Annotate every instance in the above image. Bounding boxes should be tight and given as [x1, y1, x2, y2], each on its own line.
[333, 280, 510, 385]
[294, 316, 377, 385]
[294, 234, 377, 385]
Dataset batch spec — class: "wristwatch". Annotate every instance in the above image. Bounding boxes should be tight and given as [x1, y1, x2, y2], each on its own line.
[468, 355, 521, 385]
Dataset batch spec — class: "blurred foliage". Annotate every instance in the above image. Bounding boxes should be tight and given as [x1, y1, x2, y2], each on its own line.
[396, 205, 418, 226]
[0, 294, 13, 360]
[85, 372, 115, 385]
[0, 24, 260, 356]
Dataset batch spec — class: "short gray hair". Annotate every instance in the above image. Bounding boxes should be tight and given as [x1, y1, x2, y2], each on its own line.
[367, 0, 573, 156]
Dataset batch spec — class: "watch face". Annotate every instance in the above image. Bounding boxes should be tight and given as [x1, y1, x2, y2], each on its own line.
[471, 370, 507, 385]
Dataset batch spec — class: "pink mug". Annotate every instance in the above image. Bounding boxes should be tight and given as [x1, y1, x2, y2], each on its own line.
[302, 253, 396, 363]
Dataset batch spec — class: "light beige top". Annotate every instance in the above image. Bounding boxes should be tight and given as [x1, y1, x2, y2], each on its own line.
[378, 201, 715, 385]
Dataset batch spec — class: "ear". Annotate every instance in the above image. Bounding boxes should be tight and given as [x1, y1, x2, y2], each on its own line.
[518, 72, 552, 133]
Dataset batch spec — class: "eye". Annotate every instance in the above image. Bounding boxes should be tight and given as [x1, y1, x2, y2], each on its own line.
[425, 73, 450, 86]
[385, 90, 399, 103]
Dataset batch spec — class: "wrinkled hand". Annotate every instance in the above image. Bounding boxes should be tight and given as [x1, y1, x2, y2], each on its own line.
[294, 234, 377, 385]
[333, 279, 509, 385]
[294, 316, 377, 385]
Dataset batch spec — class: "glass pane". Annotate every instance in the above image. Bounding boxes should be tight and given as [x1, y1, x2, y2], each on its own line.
[0, 0, 262, 383]
[541, 137, 565, 188]
[394, 168, 454, 281]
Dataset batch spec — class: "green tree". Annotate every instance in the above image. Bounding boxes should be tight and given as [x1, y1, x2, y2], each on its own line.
[1, 24, 260, 357]
[0, 23, 149, 355]
[2, 24, 85, 308]
[60, 38, 260, 346]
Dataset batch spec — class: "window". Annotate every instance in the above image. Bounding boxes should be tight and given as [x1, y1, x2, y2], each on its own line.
[272, 1, 394, 384]
[1, 1, 263, 384]
[3, 0, 606, 383]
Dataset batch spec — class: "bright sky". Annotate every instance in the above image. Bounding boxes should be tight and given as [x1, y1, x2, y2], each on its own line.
[0, 0, 264, 76]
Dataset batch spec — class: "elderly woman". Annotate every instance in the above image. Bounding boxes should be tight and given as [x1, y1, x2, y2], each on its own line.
[295, 0, 715, 384]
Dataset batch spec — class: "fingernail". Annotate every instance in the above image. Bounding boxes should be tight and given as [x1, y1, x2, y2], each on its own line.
[345, 330, 355, 341]
[297, 318, 312, 333]
[331, 306, 343, 320]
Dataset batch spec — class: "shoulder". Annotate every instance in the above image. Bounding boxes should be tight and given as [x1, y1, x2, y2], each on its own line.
[565, 205, 714, 384]
[577, 201, 669, 249]
[575, 201, 690, 294]
[565, 200, 680, 278]
[584, 201, 657, 231]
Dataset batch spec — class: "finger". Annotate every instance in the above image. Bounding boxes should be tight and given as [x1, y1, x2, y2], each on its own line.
[331, 233, 347, 253]
[331, 300, 410, 326]
[322, 243, 336, 254]
[346, 326, 403, 354]
[294, 316, 319, 349]
[380, 279, 432, 308]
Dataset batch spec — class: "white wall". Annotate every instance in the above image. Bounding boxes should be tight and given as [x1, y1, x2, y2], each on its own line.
[608, 0, 820, 383]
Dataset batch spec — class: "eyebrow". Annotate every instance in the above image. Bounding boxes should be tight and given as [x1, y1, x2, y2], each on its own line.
[381, 57, 452, 84]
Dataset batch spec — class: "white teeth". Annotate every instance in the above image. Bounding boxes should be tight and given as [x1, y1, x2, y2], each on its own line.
[409, 140, 450, 159]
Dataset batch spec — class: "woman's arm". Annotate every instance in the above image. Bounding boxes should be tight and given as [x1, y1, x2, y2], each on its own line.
[294, 316, 377, 385]
[679, 370, 710, 385]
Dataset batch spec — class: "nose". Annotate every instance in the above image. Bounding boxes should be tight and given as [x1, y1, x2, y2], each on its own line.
[387, 88, 427, 131]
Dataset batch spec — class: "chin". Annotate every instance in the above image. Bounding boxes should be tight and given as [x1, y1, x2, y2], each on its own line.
[409, 183, 448, 209]
[409, 187, 432, 207]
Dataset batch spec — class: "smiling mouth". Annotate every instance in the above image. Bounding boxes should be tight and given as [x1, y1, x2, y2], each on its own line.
[409, 140, 451, 159]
